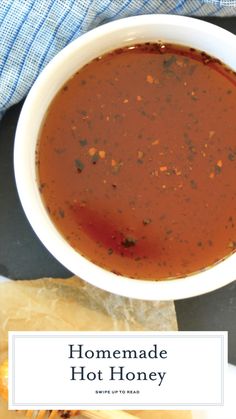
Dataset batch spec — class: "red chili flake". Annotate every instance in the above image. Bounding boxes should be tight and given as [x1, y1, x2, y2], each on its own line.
[146, 74, 154, 84]
[111, 159, 117, 167]
[99, 150, 106, 159]
[88, 147, 97, 156]
[175, 169, 182, 176]
[160, 166, 168, 172]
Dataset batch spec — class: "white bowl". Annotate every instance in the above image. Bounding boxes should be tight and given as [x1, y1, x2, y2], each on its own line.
[14, 14, 236, 300]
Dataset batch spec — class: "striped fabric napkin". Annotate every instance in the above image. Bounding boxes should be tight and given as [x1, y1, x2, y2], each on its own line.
[0, 0, 236, 117]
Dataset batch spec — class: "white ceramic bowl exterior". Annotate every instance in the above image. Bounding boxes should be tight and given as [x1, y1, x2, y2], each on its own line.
[14, 15, 236, 300]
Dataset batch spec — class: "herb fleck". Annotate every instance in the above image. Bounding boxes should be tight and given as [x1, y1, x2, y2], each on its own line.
[228, 152, 235, 161]
[79, 139, 88, 147]
[122, 236, 137, 248]
[143, 218, 152, 226]
[188, 65, 197, 75]
[58, 208, 65, 218]
[75, 159, 84, 173]
[214, 165, 222, 175]
[39, 183, 46, 193]
[190, 180, 197, 189]
[91, 153, 99, 164]
[163, 55, 176, 69]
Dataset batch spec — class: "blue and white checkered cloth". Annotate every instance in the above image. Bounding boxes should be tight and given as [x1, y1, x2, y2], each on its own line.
[0, 0, 236, 117]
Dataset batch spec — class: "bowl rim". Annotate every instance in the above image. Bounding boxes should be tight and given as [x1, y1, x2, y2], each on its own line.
[14, 14, 236, 300]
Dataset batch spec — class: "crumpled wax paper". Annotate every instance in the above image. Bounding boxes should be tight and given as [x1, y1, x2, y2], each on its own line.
[0, 276, 178, 419]
[0, 276, 177, 356]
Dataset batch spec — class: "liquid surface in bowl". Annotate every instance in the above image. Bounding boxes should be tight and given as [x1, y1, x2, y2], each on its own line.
[37, 43, 236, 280]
